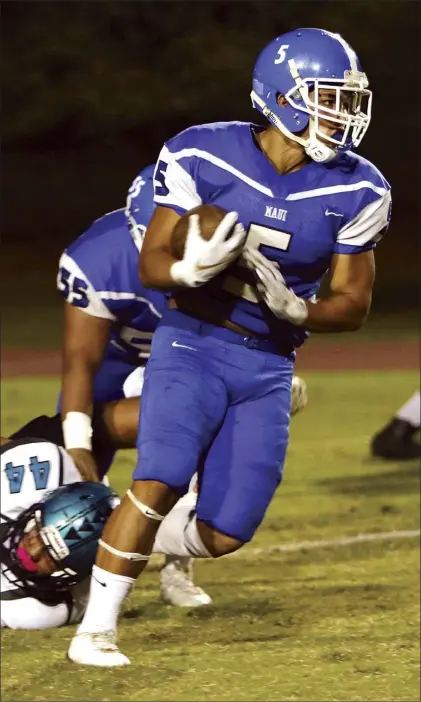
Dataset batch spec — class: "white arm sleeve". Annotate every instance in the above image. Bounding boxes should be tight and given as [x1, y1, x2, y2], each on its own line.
[336, 189, 391, 247]
[58, 252, 116, 321]
[153, 145, 202, 212]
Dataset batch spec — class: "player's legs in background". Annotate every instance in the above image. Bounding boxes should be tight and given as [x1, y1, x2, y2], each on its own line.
[68, 323, 229, 665]
[371, 390, 421, 460]
[159, 478, 212, 607]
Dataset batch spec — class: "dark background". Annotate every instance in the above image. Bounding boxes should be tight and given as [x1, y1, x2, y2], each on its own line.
[1, 0, 420, 340]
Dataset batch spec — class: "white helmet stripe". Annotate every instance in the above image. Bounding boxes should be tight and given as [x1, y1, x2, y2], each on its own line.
[327, 31, 358, 72]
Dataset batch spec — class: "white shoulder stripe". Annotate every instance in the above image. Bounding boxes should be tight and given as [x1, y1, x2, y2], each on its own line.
[154, 147, 202, 212]
[58, 252, 116, 321]
[171, 147, 274, 198]
[98, 291, 162, 319]
[286, 180, 387, 201]
[336, 189, 391, 247]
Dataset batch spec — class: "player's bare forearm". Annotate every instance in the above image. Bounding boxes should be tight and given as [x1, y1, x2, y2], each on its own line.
[139, 245, 180, 291]
[61, 361, 97, 418]
[303, 291, 371, 332]
[303, 250, 375, 333]
[61, 304, 112, 419]
[61, 348, 107, 482]
[139, 206, 181, 290]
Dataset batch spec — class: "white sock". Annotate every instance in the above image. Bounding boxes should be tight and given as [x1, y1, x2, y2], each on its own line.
[396, 392, 421, 428]
[153, 492, 212, 558]
[77, 565, 135, 635]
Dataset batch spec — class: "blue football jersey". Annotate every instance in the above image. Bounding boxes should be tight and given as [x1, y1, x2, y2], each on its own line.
[57, 167, 166, 363]
[153, 121, 391, 347]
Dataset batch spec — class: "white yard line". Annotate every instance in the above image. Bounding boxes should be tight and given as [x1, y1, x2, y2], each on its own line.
[228, 529, 420, 558]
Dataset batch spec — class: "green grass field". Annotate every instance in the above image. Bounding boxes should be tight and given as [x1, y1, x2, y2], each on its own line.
[1, 371, 420, 701]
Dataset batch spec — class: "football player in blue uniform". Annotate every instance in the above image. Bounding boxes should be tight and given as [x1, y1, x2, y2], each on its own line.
[56, 165, 212, 608]
[57, 165, 163, 482]
[69, 28, 392, 666]
[9, 162, 307, 610]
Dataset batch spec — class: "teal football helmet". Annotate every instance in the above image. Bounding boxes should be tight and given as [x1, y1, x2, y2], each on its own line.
[1, 481, 119, 594]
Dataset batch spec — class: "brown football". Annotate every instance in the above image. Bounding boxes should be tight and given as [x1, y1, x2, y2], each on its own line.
[171, 205, 228, 260]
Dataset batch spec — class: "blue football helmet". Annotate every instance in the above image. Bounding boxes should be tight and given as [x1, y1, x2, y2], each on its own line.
[125, 163, 156, 250]
[1, 481, 120, 594]
[251, 28, 372, 163]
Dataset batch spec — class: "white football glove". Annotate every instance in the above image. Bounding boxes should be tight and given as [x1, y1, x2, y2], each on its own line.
[170, 211, 246, 287]
[243, 247, 308, 326]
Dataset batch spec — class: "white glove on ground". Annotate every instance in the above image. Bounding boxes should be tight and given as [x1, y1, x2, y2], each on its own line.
[170, 211, 246, 287]
[243, 247, 308, 326]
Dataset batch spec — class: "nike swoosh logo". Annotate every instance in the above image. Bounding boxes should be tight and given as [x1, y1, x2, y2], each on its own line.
[325, 210, 343, 217]
[92, 575, 107, 587]
[172, 341, 196, 351]
[144, 509, 158, 518]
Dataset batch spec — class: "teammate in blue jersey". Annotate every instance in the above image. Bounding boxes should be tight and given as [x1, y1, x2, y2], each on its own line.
[57, 165, 163, 482]
[69, 28, 391, 666]
[56, 165, 212, 608]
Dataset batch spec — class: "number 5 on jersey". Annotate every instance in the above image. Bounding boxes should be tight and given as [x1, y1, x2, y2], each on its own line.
[223, 223, 292, 303]
[154, 160, 169, 196]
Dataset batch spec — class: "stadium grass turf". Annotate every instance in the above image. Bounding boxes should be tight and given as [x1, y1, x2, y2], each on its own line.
[1, 371, 419, 701]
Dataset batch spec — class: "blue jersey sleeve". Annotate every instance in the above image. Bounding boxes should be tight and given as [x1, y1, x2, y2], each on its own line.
[125, 164, 156, 250]
[152, 124, 228, 215]
[333, 158, 392, 254]
[152, 121, 268, 216]
[57, 210, 134, 320]
[57, 251, 116, 320]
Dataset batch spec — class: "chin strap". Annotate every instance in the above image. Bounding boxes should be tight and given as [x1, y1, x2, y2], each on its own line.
[304, 120, 338, 163]
[250, 90, 338, 164]
[288, 59, 338, 164]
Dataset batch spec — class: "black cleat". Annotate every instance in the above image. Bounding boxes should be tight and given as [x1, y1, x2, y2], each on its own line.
[371, 418, 421, 461]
